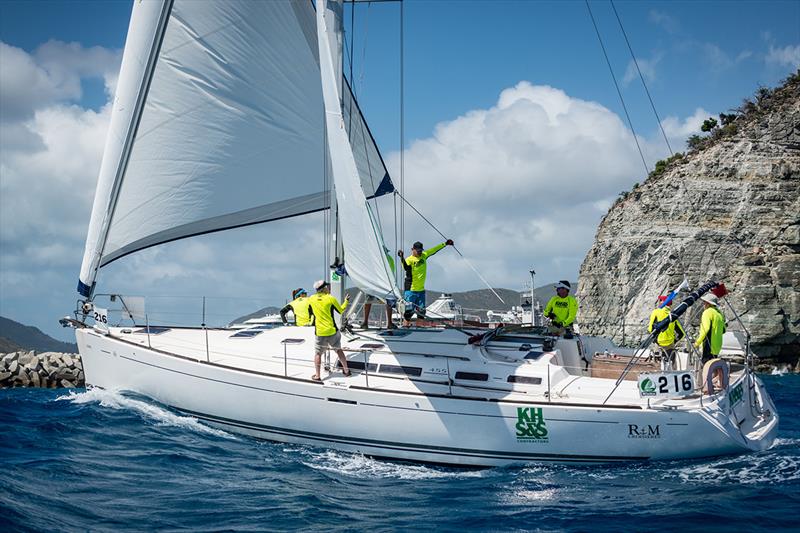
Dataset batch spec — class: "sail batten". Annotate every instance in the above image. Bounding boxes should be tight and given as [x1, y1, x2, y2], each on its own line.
[78, 0, 392, 296]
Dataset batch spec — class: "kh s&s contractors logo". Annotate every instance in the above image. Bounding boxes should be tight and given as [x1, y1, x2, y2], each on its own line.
[516, 407, 548, 443]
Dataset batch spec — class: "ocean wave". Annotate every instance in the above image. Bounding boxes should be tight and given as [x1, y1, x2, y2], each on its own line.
[55, 388, 235, 439]
[296, 448, 486, 480]
[673, 452, 800, 485]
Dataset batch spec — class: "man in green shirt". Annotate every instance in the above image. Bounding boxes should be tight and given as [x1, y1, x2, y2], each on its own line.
[543, 280, 578, 337]
[398, 239, 453, 326]
[694, 293, 726, 363]
[308, 280, 350, 381]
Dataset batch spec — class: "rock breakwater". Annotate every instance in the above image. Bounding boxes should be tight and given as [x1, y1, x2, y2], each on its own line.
[0, 351, 84, 388]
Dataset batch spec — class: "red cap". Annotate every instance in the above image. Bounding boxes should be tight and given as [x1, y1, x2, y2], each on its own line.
[657, 295, 668, 302]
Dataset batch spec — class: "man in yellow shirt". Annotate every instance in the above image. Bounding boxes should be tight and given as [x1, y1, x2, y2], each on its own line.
[648, 295, 686, 359]
[308, 280, 350, 381]
[279, 288, 311, 326]
[694, 293, 726, 363]
[398, 239, 453, 326]
[543, 280, 578, 337]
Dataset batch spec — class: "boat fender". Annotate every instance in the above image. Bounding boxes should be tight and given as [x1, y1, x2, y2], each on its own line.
[702, 358, 730, 394]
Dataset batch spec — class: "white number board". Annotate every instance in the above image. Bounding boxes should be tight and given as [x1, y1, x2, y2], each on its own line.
[93, 306, 109, 330]
[638, 371, 695, 398]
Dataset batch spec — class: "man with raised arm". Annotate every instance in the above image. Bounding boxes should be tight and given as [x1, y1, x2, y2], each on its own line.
[308, 280, 351, 381]
[398, 239, 454, 326]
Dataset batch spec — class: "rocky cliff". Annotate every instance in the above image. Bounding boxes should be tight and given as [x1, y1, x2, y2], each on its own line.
[577, 71, 800, 363]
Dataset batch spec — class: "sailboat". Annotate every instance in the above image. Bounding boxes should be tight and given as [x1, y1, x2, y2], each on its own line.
[64, 0, 778, 466]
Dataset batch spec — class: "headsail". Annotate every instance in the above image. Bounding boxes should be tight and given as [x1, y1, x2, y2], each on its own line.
[78, 0, 392, 297]
[316, 0, 400, 300]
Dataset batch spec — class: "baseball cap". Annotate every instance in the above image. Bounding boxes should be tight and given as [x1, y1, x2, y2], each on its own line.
[313, 279, 329, 291]
[554, 280, 571, 290]
[412, 241, 424, 251]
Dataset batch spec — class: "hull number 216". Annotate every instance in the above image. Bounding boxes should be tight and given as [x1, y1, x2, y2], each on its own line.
[637, 371, 695, 398]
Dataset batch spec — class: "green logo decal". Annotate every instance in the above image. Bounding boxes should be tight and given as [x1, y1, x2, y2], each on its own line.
[729, 383, 743, 406]
[515, 407, 548, 443]
[639, 378, 656, 395]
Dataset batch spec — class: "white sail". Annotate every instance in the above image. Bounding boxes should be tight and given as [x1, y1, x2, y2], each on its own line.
[78, 0, 392, 297]
[316, 0, 400, 300]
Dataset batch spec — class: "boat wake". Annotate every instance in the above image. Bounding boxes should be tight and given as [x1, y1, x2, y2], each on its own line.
[296, 448, 487, 480]
[673, 443, 800, 485]
[56, 388, 236, 439]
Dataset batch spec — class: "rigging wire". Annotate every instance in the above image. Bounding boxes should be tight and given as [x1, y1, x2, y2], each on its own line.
[584, 0, 649, 176]
[607, 1, 691, 281]
[610, 0, 673, 156]
[399, 0, 405, 257]
[394, 190, 506, 305]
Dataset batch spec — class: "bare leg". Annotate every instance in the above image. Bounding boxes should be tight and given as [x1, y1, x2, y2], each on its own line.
[313, 352, 322, 379]
[385, 303, 394, 329]
[336, 349, 350, 374]
[361, 303, 371, 328]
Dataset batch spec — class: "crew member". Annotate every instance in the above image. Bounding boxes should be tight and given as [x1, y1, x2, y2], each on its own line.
[694, 293, 726, 363]
[543, 280, 578, 337]
[648, 295, 686, 360]
[308, 280, 351, 381]
[279, 288, 311, 326]
[398, 239, 454, 326]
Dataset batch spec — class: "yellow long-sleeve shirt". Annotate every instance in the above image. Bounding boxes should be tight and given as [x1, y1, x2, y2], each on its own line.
[648, 306, 686, 347]
[543, 295, 578, 327]
[308, 293, 348, 337]
[404, 242, 446, 292]
[694, 306, 726, 354]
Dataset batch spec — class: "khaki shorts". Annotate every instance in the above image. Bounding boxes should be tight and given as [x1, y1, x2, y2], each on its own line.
[315, 331, 342, 354]
[364, 295, 383, 304]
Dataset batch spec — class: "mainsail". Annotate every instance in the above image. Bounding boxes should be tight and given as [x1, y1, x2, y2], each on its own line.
[317, 0, 400, 300]
[78, 0, 393, 297]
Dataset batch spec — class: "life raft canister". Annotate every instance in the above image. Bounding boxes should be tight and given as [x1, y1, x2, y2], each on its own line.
[702, 358, 730, 394]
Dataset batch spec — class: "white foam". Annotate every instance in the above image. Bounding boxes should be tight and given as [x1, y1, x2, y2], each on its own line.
[56, 388, 236, 439]
[296, 448, 486, 480]
[673, 452, 800, 485]
[770, 366, 789, 375]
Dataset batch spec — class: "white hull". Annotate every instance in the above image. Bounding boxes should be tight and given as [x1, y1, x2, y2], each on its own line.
[76, 326, 778, 466]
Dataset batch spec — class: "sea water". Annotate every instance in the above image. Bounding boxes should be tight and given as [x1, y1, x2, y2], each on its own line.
[1, 374, 798, 532]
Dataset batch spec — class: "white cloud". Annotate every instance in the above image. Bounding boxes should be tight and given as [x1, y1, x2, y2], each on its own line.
[0, 41, 119, 338]
[622, 54, 662, 87]
[765, 44, 800, 69]
[383, 82, 644, 292]
[660, 107, 711, 140]
[0, 40, 120, 122]
[648, 10, 678, 34]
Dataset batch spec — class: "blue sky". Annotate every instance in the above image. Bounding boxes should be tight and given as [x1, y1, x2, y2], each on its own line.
[0, 0, 798, 341]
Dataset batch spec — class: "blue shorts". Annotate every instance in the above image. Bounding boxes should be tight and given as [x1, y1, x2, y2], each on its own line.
[404, 290, 426, 312]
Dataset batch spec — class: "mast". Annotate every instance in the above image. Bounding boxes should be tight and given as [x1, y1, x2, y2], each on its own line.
[324, 0, 346, 306]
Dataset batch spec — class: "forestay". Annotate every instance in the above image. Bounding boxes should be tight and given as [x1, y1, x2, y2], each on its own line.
[78, 0, 392, 297]
[316, 0, 400, 300]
